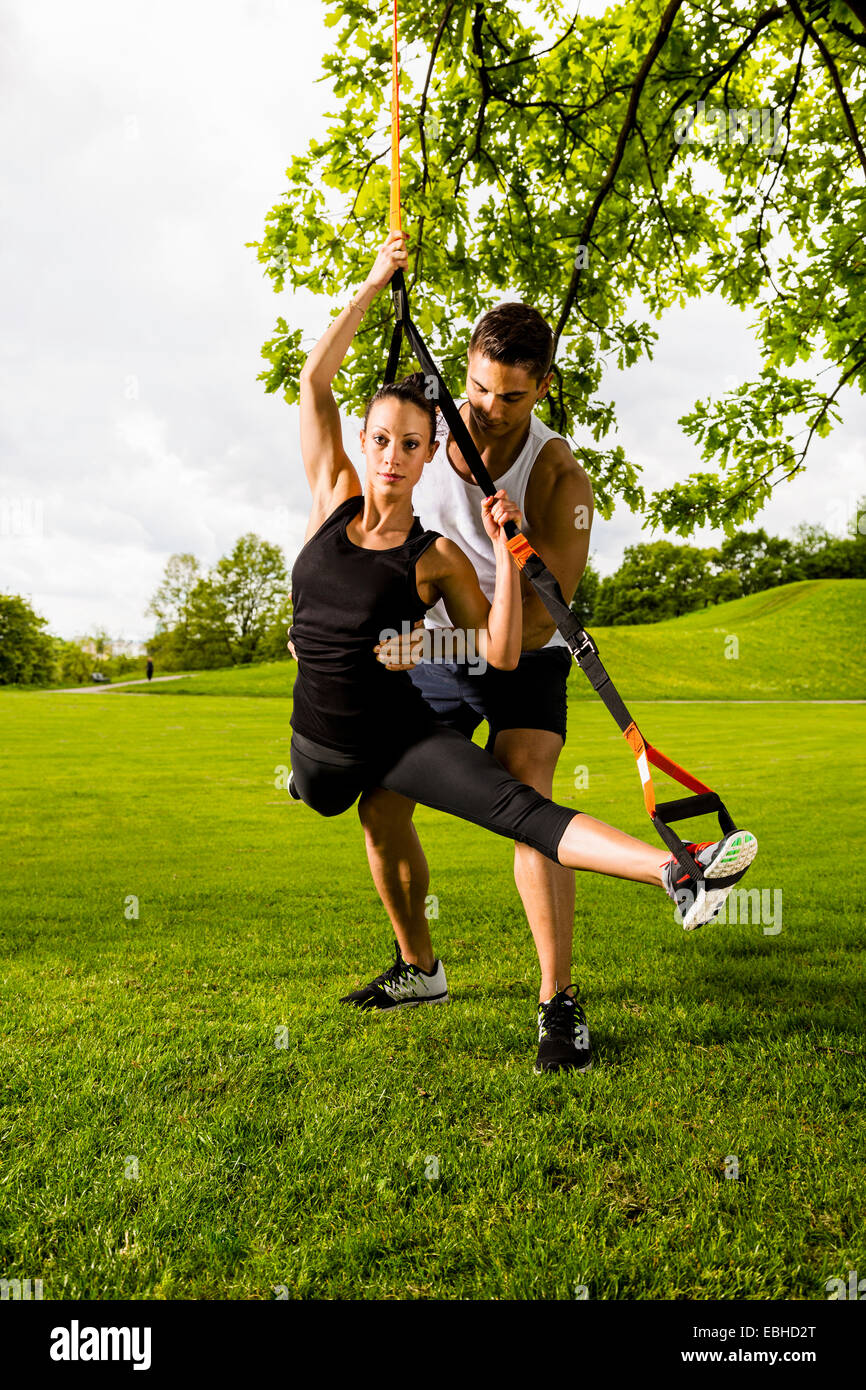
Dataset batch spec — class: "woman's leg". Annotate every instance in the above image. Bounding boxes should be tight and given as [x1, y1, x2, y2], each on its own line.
[554, 813, 664, 885]
[289, 737, 369, 818]
[379, 725, 665, 888]
[357, 787, 436, 972]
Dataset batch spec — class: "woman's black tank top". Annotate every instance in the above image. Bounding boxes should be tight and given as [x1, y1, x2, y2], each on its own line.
[290, 494, 442, 755]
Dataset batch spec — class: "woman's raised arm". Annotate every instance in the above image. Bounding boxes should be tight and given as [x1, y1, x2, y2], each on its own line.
[299, 232, 409, 529]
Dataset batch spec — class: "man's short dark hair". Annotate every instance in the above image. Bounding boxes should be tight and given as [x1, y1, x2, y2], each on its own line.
[468, 302, 554, 383]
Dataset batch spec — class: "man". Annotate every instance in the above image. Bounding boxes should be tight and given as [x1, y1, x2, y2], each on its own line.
[347, 301, 595, 1074]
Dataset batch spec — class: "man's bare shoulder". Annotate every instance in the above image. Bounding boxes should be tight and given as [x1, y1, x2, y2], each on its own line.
[526, 436, 594, 519]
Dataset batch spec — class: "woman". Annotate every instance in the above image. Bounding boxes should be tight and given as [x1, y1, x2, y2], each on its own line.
[288, 231, 758, 1066]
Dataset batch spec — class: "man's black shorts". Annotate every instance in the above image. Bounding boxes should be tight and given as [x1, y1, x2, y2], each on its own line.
[409, 645, 572, 751]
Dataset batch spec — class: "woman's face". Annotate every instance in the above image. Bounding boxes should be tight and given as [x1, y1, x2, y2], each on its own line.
[360, 400, 438, 495]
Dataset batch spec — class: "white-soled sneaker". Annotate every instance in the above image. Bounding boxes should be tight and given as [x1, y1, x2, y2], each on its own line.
[339, 942, 448, 1012]
[663, 830, 759, 930]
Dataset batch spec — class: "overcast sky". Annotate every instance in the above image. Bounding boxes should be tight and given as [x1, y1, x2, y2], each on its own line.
[1, 0, 863, 644]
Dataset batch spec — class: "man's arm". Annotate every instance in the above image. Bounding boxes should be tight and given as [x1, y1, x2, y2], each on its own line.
[520, 441, 594, 650]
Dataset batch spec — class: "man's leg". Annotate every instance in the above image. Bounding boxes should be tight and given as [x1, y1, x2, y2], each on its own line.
[357, 787, 436, 973]
[492, 727, 575, 1004]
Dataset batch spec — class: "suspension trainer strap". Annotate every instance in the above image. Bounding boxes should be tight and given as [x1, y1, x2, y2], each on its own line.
[381, 8, 734, 875]
[386, 272, 631, 717]
[384, 272, 725, 880]
[389, 0, 401, 235]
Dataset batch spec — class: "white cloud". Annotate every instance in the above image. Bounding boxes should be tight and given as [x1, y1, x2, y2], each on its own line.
[0, 0, 330, 640]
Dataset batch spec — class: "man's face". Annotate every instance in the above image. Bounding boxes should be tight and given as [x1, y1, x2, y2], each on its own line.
[464, 353, 552, 436]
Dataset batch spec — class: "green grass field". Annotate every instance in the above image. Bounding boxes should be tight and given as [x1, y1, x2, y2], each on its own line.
[96, 579, 864, 702]
[2, 664, 864, 1299]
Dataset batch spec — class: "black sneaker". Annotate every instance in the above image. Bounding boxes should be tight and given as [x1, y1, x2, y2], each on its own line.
[339, 942, 448, 1013]
[534, 986, 592, 1073]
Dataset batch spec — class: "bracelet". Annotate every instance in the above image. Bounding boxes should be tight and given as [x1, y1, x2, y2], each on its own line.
[347, 294, 367, 316]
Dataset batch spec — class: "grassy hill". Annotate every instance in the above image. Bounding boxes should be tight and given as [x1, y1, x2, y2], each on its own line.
[103, 578, 865, 702]
[573, 579, 866, 701]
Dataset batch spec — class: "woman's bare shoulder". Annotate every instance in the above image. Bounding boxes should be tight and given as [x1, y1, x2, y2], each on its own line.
[425, 533, 473, 569]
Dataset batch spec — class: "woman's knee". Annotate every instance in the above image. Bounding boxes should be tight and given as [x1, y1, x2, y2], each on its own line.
[304, 792, 355, 818]
[291, 771, 356, 818]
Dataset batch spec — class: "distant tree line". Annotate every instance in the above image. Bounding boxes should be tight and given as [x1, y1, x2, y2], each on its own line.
[571, 510, 866, 627]
[0, 600, 146, 686]
[0, 531, 292, 686]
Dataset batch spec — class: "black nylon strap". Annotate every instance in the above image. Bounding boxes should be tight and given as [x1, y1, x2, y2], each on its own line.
[562, 638, 635, 733]
[383, 273, 407, 385]
[654, 793, 738, 878]
[652, 816, 703, 879]
[384, 327, 403, 385]
[656, 793, 737, 839]
[385, 274, 603, 668]
[705, 870, 747, 890]
[656, 793, 724, 824]
[381, 269, 736, 866]
[384, 279, 404, 384]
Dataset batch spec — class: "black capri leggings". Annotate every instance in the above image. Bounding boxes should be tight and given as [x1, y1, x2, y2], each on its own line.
[289, 726, 577, 863]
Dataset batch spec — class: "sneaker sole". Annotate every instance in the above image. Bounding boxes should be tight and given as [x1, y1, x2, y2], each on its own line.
[533, 1057, 593, 1075]
[352, 992, 450, 1014]
[681, 830, 759, 930]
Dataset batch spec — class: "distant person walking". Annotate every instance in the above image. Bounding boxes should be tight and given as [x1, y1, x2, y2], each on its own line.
[146, 658, 154, 682]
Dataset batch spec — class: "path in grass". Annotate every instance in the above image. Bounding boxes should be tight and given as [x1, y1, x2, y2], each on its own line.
[1, 689, 863, 1299]
[49, 675, 193, 694]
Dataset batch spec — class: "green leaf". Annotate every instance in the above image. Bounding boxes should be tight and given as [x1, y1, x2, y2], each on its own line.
[253, 0, 866, 526]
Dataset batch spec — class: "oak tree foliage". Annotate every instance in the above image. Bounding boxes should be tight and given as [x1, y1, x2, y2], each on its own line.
[252, 0, 866, 534]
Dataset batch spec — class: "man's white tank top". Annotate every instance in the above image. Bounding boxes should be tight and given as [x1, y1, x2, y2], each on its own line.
[411, 400, 568, 650]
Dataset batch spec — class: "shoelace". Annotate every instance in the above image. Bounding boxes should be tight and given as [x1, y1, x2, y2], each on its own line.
[370, 943, 417, 990]
[667, 841, 714, 886]
[538, 986, 587, 1041]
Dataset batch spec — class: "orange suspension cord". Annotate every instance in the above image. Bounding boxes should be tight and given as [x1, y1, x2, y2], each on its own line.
[379, 3, 739, 877]
[389, 0, 402, 233]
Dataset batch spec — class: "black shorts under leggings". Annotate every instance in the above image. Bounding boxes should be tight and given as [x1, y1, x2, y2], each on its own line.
[289, 726, 578, 863]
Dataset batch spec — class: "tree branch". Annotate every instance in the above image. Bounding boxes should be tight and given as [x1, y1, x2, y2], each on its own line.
[787, 0, 866, 177]
[829, 17, 866, 45]
[841, 0, 866, 29]
[487, 8, 581, 71]
[418, 0, 458, 196]
[550, 0, 685, 358]
[655, 6, 789, 164]
[634, 118, 685, 281]
[412, 1, 458, 286]
[799, 355, 866, 460]
[453, 5, 491, 191]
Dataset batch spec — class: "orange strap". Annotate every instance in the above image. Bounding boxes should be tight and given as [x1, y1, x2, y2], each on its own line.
[505, 534, 537, 569]
[389, 0, 402, 233]
[623, 720, 713, 817]
[624, 721, 654, 815]
[646, 744, 713, 797]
